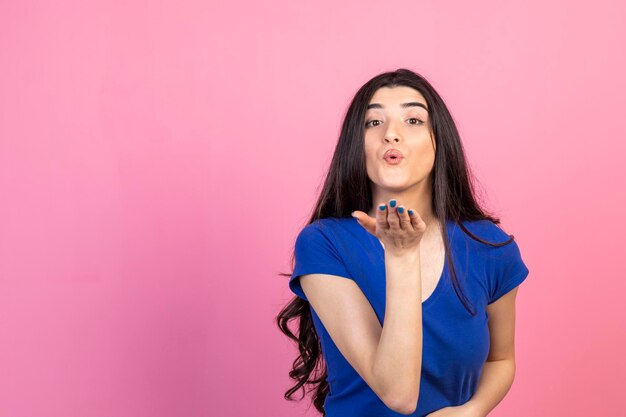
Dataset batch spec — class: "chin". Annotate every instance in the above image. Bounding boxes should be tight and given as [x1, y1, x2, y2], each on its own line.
[379, 175, 412, 186]
[378, 182, 411, 192]
[375, 176, 424, 190]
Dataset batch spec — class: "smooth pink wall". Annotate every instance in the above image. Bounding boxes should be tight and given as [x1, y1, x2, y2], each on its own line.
[0, 1, 624, 416]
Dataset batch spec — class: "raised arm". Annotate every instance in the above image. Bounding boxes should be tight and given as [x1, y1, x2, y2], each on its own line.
[300, 201, 426, 414]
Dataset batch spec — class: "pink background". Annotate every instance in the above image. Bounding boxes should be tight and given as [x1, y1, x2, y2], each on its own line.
[1, 1, 624, 416]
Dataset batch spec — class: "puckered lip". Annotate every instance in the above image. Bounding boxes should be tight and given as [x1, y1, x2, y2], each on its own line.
[383, 149, 404, 159]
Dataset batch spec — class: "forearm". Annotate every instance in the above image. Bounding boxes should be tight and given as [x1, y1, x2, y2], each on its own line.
[372, 249, 423, 410]
[465, 359, 516, 417]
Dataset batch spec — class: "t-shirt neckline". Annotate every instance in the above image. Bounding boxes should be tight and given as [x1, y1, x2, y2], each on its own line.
[348, 216, 451, 308]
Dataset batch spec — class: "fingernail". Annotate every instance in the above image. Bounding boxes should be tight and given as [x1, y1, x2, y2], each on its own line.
[351, 212, 357, 218]
[378, 204, 386, 211]
[389, 200, 396, 208]
[398, 207, 404, 214]
[408, 209, 414, 216]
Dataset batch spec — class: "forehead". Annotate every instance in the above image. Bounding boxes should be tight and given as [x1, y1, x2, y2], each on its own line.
[367, 86, 428, 110]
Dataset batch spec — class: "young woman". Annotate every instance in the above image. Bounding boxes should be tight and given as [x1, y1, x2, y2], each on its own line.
[276, 68, 529, 417]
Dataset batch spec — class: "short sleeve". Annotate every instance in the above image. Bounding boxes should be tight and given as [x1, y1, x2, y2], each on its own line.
[488, 238, 530, 304]
[289, 222, 352, 302]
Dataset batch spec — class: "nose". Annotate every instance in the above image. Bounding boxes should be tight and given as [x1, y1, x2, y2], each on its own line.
[384, 136, 400, 143]
[383, 120, 402, 143]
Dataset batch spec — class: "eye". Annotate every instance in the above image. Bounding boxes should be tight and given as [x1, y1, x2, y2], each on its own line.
[408, 118, 424, 125]
[365, 118, 424, 128]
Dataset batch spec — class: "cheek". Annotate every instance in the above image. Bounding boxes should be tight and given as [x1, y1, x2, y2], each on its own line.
[408, 140, 436, 172]
[417, 150, 436, 172]
[363, 143, 372, 157]
[363, 142, 378, 165]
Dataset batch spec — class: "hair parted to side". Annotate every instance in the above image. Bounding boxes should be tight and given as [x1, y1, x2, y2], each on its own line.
[275, 68, 516, 415]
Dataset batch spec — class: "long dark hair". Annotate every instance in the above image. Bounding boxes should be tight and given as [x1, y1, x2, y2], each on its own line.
[275, 68, 516, 415]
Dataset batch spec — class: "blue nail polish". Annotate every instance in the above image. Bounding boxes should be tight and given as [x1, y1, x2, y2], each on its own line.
[398, 207, 404, 214]
[389, 200, 396, 208]
[408, 209, 414, 216]
[379, 204, 386, 211]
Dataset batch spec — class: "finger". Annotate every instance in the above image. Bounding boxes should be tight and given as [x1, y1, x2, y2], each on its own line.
[351, 210, 376, 235]
[408, 208, 426, 231]
[397, 205, 412, 230]
[375, 202, 388, 234]
[387, 199, 400, 230]
[359, 211, 376, 234]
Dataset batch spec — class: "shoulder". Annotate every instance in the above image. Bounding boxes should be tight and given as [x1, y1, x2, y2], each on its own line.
[295, 216, 355, 249]
[459, 219, 515, 245]
[290, 218, 356, 300]
[297, 217, 353, 239]
[456, 219, 522, 260]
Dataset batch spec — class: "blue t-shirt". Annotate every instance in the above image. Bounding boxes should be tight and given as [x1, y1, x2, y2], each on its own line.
[289, 216, 529, 417]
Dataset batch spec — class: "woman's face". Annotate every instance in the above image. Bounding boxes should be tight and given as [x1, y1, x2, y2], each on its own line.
[363, 86, 435, 193]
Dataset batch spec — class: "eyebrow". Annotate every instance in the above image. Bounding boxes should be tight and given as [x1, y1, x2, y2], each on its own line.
[367, 102, 429, 112]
